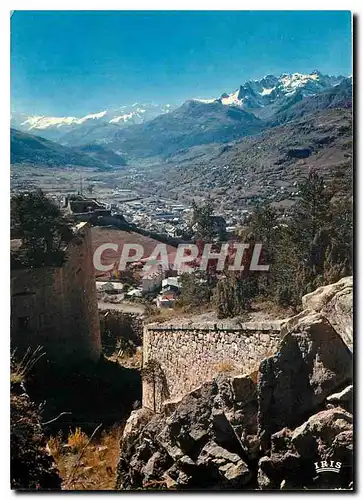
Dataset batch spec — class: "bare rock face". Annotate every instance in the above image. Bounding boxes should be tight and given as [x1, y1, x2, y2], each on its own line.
[122, 408, 154, 446]
[117, 278, 354, 491]
[326, 385, 353, 413]
[116, 375, 258, 490]
[257, 407, 353, 490]
[291, 407, 352, 460]
[301, 276, 353, 348]
[258, 312, 352, 446]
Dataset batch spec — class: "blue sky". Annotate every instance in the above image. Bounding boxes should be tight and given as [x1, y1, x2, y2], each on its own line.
[11, 11, 352, 116]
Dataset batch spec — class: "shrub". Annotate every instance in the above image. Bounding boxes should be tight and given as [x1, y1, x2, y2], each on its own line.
[213, 276, 254, 318]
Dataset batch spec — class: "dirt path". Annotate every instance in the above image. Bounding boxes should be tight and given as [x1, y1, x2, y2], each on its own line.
[98, 301, 145, 315]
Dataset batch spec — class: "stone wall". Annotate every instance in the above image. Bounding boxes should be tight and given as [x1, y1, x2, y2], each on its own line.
[142, 322, 282, 412]
[11, 222, 101, 363]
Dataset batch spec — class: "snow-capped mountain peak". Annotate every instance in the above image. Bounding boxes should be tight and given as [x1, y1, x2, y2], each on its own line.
[21, 115, 78, 130]
[193, 71, 345, 111]
[220, 89, 241, 106]
[76, 110, 107, 124]
[21, 111, 109, 130]
[14, 103, 174, 136]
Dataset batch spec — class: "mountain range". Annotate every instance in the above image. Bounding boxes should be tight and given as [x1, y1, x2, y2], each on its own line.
[200, 70, 344, 112]
[10, 128, 126, 170]
[147, 107, 352, 208]
[106, 72, 351, 159]
[11, 103, 175, 144]
[11, 71, 352, 167]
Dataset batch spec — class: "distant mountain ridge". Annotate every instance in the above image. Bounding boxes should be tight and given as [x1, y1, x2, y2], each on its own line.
[108, 99, 264, 158]
[147, 107, 352, 207]
[195, 71, 346, 112]
[106, 75, 351, 159]
[267, 77, 352, 125]
[11, 103, 175, 143]
[10, 128, 126, 169]
[11, 71, 352, 163]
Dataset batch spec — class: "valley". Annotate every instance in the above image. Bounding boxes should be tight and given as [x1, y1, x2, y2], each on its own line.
[11, 103, 352, 230]
[11, 72, 352, 216]
[10, 67, 353, 492]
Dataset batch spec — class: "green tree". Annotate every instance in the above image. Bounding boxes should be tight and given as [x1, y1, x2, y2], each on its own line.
[243, 171, 352, 308]
[291, 171, 331, 246]
[213, 275, 254, 318]
[178, 271, 212, 308]
[249, 203, 279, 248]
[11, 189, 73, 268]
[141, 359, 168, 412]
[274, 172, 350, 306]
[191, 199, 215, 241]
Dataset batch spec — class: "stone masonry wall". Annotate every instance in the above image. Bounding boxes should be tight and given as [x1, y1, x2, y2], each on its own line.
[142, 322, 282, 412]
[11, 222, 101, 363]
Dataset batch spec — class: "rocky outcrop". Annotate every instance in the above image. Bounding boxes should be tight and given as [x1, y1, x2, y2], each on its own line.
[327, 385, 353, 413]
[258, 312, 352, 447]
[11, 381, 62, 490]
[116, 290, 353, 491]
[258, 407, 353, 490]
[122, 407, 154, 447]
[301, 276, 353, 348]
[116, 375, 258, 490]
[116, 361, 352, 490]
[256, 310, 353, 489]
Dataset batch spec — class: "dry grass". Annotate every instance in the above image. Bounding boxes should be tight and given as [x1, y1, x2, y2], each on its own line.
[250, 298, 297, 320]
[213, 347, 276, 380]
[145, 306, 186, 324]
[47, 432, 63, 460]
[214, 361, 237, 374]
[67, 427, 89, 453]
[111, 348, 143, 370]
[11, 346, 45, 384]
[48, 425, 123, 491]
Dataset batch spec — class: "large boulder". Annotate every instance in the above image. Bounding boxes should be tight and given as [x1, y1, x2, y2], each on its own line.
[301, 276, 353, 348]
[214, 374, 259, 460]
[291, 407, 352, 460]
[257, 407, 353, 490]
[116, 375, 258, 490]
[258, 312, 352, 446]
[196, 440, 252, 488]
[326, 385, 353, 413]
[122, 407, 154, 451]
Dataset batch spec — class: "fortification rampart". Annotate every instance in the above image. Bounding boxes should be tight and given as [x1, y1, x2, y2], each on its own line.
[142, 321, 283, 411]
[11, 222, 101, 363]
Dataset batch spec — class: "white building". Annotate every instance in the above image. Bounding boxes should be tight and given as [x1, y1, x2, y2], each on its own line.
[141, 265, 164, 293]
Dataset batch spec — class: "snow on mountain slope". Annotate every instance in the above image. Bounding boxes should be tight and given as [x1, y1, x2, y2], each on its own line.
[21, 111, 108, 130]
[194, 71, 345, 111]
[14, 103, 174, 137]
[21, 116, 79, 129]
[12, 71, 348, 150]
